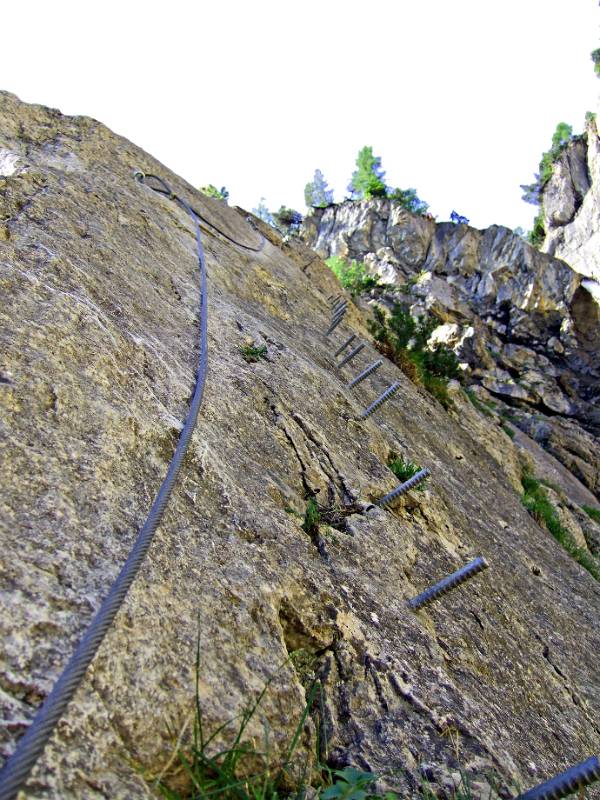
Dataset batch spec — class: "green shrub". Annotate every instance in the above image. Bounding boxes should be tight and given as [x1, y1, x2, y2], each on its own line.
[367, 303, 460, 407]
[591, 47, 600, 77]
[521, 122, 574, 212]
[388, 453, 428, 491]
[325, 255, 382, 297]
[528, 210, 546, 247]
[272, 206, 303, 237]
[240, 344, 268, 363]
[200, 184, 229, 202]
[501, 423, 515, 439]
[387, 187, 429, 216]
[582, 505, 600, 524]
[521, 473, 600, 582]
[464, 388, 495, 417]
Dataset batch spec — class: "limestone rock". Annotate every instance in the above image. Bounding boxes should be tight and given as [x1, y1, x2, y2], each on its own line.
[2, 92, 600, 800]
[542, 109, 600, 281]
[302, 196, 600, 507]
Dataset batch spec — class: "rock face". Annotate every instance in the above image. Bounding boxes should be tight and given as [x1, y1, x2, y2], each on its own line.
[302, 198, 600, 501]
[2, 93, 600, 800]
[541, 109, 600, 282]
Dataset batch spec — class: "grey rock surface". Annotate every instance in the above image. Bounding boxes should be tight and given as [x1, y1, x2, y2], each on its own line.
[542, 108, 600, 282]
[302, 196, 600, 505]
[1, 92, 600, 800]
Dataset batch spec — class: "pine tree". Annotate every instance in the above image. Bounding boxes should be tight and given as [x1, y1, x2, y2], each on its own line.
[252, 198, 274, 226]
[388, 187, 429, 216]
[521, 122, 573, 206]
[304, 169, 334, 208]
[272, 206, 303, 236]
[348, 146, 387, 199]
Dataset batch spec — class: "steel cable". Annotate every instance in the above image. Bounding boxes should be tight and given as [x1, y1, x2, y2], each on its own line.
[135, 172, 265, 252]
[0, 174, 209, 800]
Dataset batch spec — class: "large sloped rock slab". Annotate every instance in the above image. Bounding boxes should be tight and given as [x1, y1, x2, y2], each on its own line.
[1, 93, 600, 799]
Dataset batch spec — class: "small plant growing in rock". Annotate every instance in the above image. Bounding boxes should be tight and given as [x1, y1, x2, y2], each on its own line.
[301, 497, 321, 537]
[321, 767, 379, 800]
[464, 388, 495, 417]
[239, 344, 268, 363]
[388, 452, 428, 491]
[528, 210, 546, 247]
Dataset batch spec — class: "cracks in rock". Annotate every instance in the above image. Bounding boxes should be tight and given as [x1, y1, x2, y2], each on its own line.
[542, 644, 566, 679]
[276, 412, 312, 498]
[533, 633, 600, 735]
[261, 388, 368, 556]
[364, 653, 389, 713]
[470, 610, 485, 631]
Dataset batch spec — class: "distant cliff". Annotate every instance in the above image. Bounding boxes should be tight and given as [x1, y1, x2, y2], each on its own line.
[302, 199, 600, 501]
[541, 107, 600, 282]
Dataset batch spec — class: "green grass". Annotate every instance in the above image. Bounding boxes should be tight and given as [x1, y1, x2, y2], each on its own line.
[388, 453, 428, 491]
[301, 497, 321, 537]
[240, 345, 268, 363]
[582, 505, 600, 525]
[500, 423, 515, 440]
[463, 389, 495, 418]
[521, 473, 600, 582]
[154, 653, 318, 799]
[151, 647, 506, 800]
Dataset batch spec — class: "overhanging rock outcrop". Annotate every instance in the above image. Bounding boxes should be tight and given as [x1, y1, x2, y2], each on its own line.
[1, 92, 600, 799]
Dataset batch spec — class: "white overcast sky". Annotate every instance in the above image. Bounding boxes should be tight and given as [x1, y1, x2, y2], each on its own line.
[2, 1, 599, 231]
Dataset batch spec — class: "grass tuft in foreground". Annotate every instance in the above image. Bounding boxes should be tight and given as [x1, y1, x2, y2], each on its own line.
[151, 646, 508, 799]
[153, 648, 318, 800]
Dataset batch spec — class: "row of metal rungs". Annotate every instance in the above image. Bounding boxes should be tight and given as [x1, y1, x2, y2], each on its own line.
[323, 292, 599, 800]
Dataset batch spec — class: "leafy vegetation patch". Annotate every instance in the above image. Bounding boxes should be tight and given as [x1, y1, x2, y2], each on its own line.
[520, 121, 578, 247]
[582, 505, 600, 525]
[463, 388, 495, 418]
[200, 184, 229, 203]
[240, 344, 268, 363]
[367, 304, 460, 407]
[301, 497, 321, 538]
[325, 256, 384, 297]
[521, 473, 600, 582]
[500, 423, 515, 440]
[388, 453, 428, 491]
